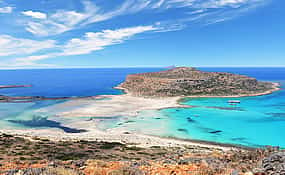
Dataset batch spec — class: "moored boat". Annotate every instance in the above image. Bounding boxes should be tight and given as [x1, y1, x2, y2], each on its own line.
[228, 100, 241, 104]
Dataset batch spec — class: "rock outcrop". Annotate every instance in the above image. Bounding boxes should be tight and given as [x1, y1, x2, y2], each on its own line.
[118, 67, 278, 97]
[261, 152, 285, 175]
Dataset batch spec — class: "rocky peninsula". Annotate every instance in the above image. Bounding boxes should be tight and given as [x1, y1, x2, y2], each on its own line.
[118, 67, 280, 97]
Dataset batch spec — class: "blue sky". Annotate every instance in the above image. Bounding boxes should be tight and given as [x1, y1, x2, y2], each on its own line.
[0, 0, 283, 69]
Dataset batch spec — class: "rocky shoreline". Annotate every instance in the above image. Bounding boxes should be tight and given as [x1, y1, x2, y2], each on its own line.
[116, 81, 281, 98]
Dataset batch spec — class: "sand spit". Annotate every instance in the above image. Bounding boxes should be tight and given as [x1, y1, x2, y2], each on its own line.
[51, 82, 280, 118]
[49, 94, 188, 118]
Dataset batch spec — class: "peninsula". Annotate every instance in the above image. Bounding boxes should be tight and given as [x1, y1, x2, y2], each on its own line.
[54, 67, 280, 118]
[118, 67, 279, 97]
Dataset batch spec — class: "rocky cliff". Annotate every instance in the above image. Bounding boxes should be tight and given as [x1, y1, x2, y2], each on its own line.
[118, 67, 277, 97]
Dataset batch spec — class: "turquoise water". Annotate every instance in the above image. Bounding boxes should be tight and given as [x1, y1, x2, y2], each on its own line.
[100, 84, 285, 147]
[0, 68, 284, 147]
[164, 88, 285, 147]
[96, 67, 285, 147]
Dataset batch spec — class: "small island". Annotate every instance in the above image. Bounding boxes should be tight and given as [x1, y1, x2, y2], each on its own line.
[118, 67, 280, 97]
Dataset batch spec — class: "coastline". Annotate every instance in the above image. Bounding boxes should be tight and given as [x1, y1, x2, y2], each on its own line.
[116, 82, 281, 99]
[184, 82, 281, 98]
[0, 127, 242, 151]
[0, 82, 281, 151]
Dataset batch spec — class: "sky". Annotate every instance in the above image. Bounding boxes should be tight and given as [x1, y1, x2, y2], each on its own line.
[0, 0, 284, 69]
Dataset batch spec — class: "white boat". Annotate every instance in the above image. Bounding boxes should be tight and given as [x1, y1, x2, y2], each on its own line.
[228, 100, 241, 104]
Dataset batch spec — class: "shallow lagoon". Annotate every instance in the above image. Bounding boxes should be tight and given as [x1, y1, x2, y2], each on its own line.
[101, 84, 285, 147]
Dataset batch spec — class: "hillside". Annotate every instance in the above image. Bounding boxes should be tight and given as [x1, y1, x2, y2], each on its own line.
[0, 134, 283, 175]
[118, 67, 278, 97]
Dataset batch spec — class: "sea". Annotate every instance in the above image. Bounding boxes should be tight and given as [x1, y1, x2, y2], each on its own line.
[0, 67, 284, 148]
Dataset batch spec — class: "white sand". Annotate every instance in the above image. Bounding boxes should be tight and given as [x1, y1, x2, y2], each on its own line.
[42, 94, 188, 117]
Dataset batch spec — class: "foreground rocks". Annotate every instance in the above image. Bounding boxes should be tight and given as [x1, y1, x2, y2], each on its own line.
[119, 67, 277, 97]
[260, 151, 285, 175]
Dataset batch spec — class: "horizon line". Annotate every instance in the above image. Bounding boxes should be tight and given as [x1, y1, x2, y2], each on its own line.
[0, 65, 285, 70]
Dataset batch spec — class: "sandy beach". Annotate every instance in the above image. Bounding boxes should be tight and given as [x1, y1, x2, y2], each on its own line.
[0, 126, 238, 151]
[41, 93, 188, 117]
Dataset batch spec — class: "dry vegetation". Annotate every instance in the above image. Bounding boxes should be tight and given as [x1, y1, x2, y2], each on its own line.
[0, 134, 283, 175]
[119, 67, 275, 97]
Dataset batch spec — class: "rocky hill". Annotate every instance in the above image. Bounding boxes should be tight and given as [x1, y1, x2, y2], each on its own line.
[118, 67, 278, 97]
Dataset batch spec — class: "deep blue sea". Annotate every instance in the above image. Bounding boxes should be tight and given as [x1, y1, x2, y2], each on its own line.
[0, 67, 284, 147]
[0, 68, 164, 97]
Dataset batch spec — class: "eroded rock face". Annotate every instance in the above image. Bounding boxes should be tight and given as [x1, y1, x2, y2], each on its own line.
[119, 67, 275, 97]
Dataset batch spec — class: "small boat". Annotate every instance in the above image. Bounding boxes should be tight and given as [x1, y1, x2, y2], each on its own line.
[228, 100, 241, 104]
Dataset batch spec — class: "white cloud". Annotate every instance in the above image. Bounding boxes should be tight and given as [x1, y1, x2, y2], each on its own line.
[16, 54, 55, 62]
[23, 1, 97, 36]
[0, 6, 13, 13]
[26, 21, 71, 36]
[51, 10, 87, 26]
[22, 0, 267, 37]
[0, 35, 56, 56]
[152, 0, 165, 8]
[197, 0, 249, 8]
[167, 0, 195, 7]
[22, 11, 47, 19]
[22, 0, 161, 36]
[10, 25, 157, 66]
[62, 25, 157, 55]
[23, 0, 160, 37]
[23, 10, 87, 36]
